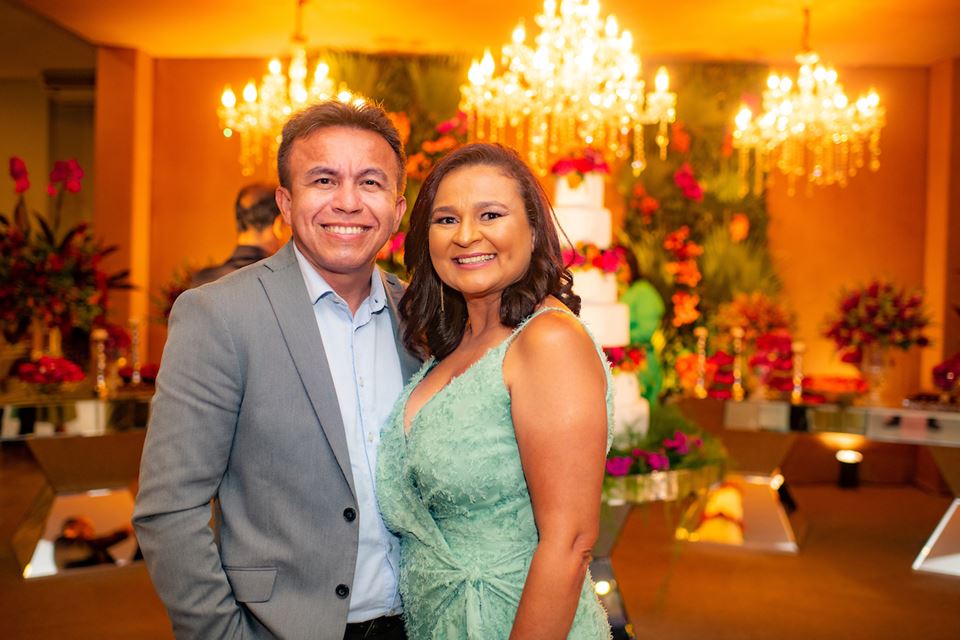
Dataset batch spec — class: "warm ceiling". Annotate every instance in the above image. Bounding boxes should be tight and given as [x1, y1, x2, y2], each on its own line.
[13, 0, 960, 67]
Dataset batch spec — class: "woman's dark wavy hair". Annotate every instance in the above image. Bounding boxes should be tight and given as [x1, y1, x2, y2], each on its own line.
[400, 142, 580, 360]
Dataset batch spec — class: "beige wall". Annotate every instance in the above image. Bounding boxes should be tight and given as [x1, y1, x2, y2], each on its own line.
[148, 58, 278, 359]
[767, 66, 931, 404]
[0, 79, 49, 220]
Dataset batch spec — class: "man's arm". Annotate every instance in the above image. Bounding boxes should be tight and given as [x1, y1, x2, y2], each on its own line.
[133, 288, 245, 639]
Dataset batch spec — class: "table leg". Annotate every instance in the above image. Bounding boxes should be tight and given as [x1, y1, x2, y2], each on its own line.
[914, 447, 960, 576]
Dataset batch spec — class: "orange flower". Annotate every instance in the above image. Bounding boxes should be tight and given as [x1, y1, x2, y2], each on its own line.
[721, 131, 734, 158]
[729, 213, 750, 242]
[666, 260, 702, 287]
[671, 121, 691, 154]
[672, 292, 701, 327]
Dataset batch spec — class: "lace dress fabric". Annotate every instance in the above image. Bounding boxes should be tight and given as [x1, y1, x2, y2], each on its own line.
[376, 308, 613, 639]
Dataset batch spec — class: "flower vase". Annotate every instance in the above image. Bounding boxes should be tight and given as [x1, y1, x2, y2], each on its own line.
[860, 346, 889, 406]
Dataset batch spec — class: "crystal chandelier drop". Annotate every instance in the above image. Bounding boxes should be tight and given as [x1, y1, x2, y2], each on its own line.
[217, 0, 363, 175]
[459, 0, 677, 176]
[733, 8, 885, 196]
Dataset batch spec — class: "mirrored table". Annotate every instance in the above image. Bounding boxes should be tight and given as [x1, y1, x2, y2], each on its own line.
[1, 386, 153, 579]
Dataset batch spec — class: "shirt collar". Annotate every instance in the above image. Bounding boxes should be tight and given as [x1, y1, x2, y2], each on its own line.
[293, 243, 387, 312]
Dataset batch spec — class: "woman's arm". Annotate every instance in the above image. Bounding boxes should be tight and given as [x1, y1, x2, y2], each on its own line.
[505, 311, 609, 639]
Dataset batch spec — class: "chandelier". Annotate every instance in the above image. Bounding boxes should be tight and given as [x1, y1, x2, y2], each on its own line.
[732, 8, 885, 196]
[459, 0, 677, 176]
[217, 0, 363, 175]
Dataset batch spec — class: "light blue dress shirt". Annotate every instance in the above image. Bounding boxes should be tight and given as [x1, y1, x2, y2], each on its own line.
[293, 246, 403, 622]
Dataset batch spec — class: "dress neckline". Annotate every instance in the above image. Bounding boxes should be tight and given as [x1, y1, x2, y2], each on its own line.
[401, 306, 574, 438]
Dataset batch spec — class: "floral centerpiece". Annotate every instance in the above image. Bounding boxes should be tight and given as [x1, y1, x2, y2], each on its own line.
[1, 157, 131, 347]
[550, 148, 609, 188]
[933, 353, 960, 404]
[16, 355, 85, 394]
[824, 281, 930, 363]
[747, 331, 795, 399]
[604, 403, 726, 504]
[823, 281, 930, 404]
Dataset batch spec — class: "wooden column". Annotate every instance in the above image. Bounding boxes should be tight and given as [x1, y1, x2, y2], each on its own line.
[93, 47, 153, 360]
[922, 58, 960, 386]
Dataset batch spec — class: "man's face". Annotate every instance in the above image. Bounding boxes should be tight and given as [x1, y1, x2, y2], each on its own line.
[276, 126, 405, 285]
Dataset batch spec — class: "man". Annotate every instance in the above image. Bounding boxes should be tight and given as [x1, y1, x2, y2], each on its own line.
[134, 100, 418, 640]
[189, 182, 284, 288]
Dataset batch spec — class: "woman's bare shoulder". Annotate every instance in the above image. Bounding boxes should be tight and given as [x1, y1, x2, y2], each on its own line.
[506, 299, 600, 377]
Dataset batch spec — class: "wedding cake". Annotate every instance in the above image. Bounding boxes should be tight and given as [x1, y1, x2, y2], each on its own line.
[553, 171, 649, 437]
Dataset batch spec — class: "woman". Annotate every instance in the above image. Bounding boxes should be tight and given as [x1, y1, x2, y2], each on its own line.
[376, 142, 612, 639]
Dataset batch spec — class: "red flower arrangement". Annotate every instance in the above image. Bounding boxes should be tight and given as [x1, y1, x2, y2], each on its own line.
[933, 353, 960, 399]
[550, 148, 610, 188]
[120, 362, 160, 384]
[562, 243, 630, 282]
[405, 112, 468, 183]
[17, 355, 85, 392]
[604, 346, 646, 374]
[627, 183, 660, 225]
[823, 280, 930, 364]
[673, 162, 703, 201]
[2, 157, 132, 343]
[713, 292, 793, 346]
[706, 350, 735, 399]
[748, 331, 795, 395]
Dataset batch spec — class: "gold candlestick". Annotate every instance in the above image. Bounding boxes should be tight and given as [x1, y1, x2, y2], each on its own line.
[731, 326, 745, 402]
[90, 328, 109, 399]
[129, 318, 142, 385]
[694, 327, 708, 399]
[791, 340, 806, 405]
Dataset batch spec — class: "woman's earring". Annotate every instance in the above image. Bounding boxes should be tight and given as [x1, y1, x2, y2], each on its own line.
[439, 278, 445, 315]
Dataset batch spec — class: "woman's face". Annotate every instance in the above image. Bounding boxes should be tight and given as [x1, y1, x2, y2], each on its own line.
[428, 164, 534, 302]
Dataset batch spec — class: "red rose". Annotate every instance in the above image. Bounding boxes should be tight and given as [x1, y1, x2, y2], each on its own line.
[9, 156, 28, 179]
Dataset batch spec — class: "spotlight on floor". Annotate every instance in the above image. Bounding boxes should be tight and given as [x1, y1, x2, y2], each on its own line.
[836, 449, 863, 489]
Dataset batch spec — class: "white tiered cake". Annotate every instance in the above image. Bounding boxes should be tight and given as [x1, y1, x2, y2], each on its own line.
[553, 173, 649, 437]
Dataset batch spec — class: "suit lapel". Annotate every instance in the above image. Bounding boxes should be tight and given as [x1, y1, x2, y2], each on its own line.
[380, 270, 421, 382]
[259, 244, 356, 498]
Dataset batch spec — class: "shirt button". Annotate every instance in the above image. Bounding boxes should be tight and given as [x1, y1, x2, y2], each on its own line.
[343, 507, 357, 522]
[358, 376, 365, 387]
[335, 583, 350, 599]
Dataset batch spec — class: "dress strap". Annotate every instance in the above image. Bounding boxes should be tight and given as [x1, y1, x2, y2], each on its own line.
[502, 305, 592, 351]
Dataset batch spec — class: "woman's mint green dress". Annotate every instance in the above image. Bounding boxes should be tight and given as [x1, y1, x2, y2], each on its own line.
[376, 308, 613, 639]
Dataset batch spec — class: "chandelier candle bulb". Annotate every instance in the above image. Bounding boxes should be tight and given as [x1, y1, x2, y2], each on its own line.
[732, 8, 885, 195]
[460, 0, 676, 176]
[216, 0, 360, 175]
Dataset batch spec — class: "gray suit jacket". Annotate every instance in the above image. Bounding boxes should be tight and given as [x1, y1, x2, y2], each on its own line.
[133, 242, 419, 639]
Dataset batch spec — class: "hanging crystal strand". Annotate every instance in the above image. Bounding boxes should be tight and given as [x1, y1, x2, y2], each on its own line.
[731, 326, 745, 402]
[694, 327, 708, 399]
[791, 340, 806, 405]
[91, 328, 109, 400]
